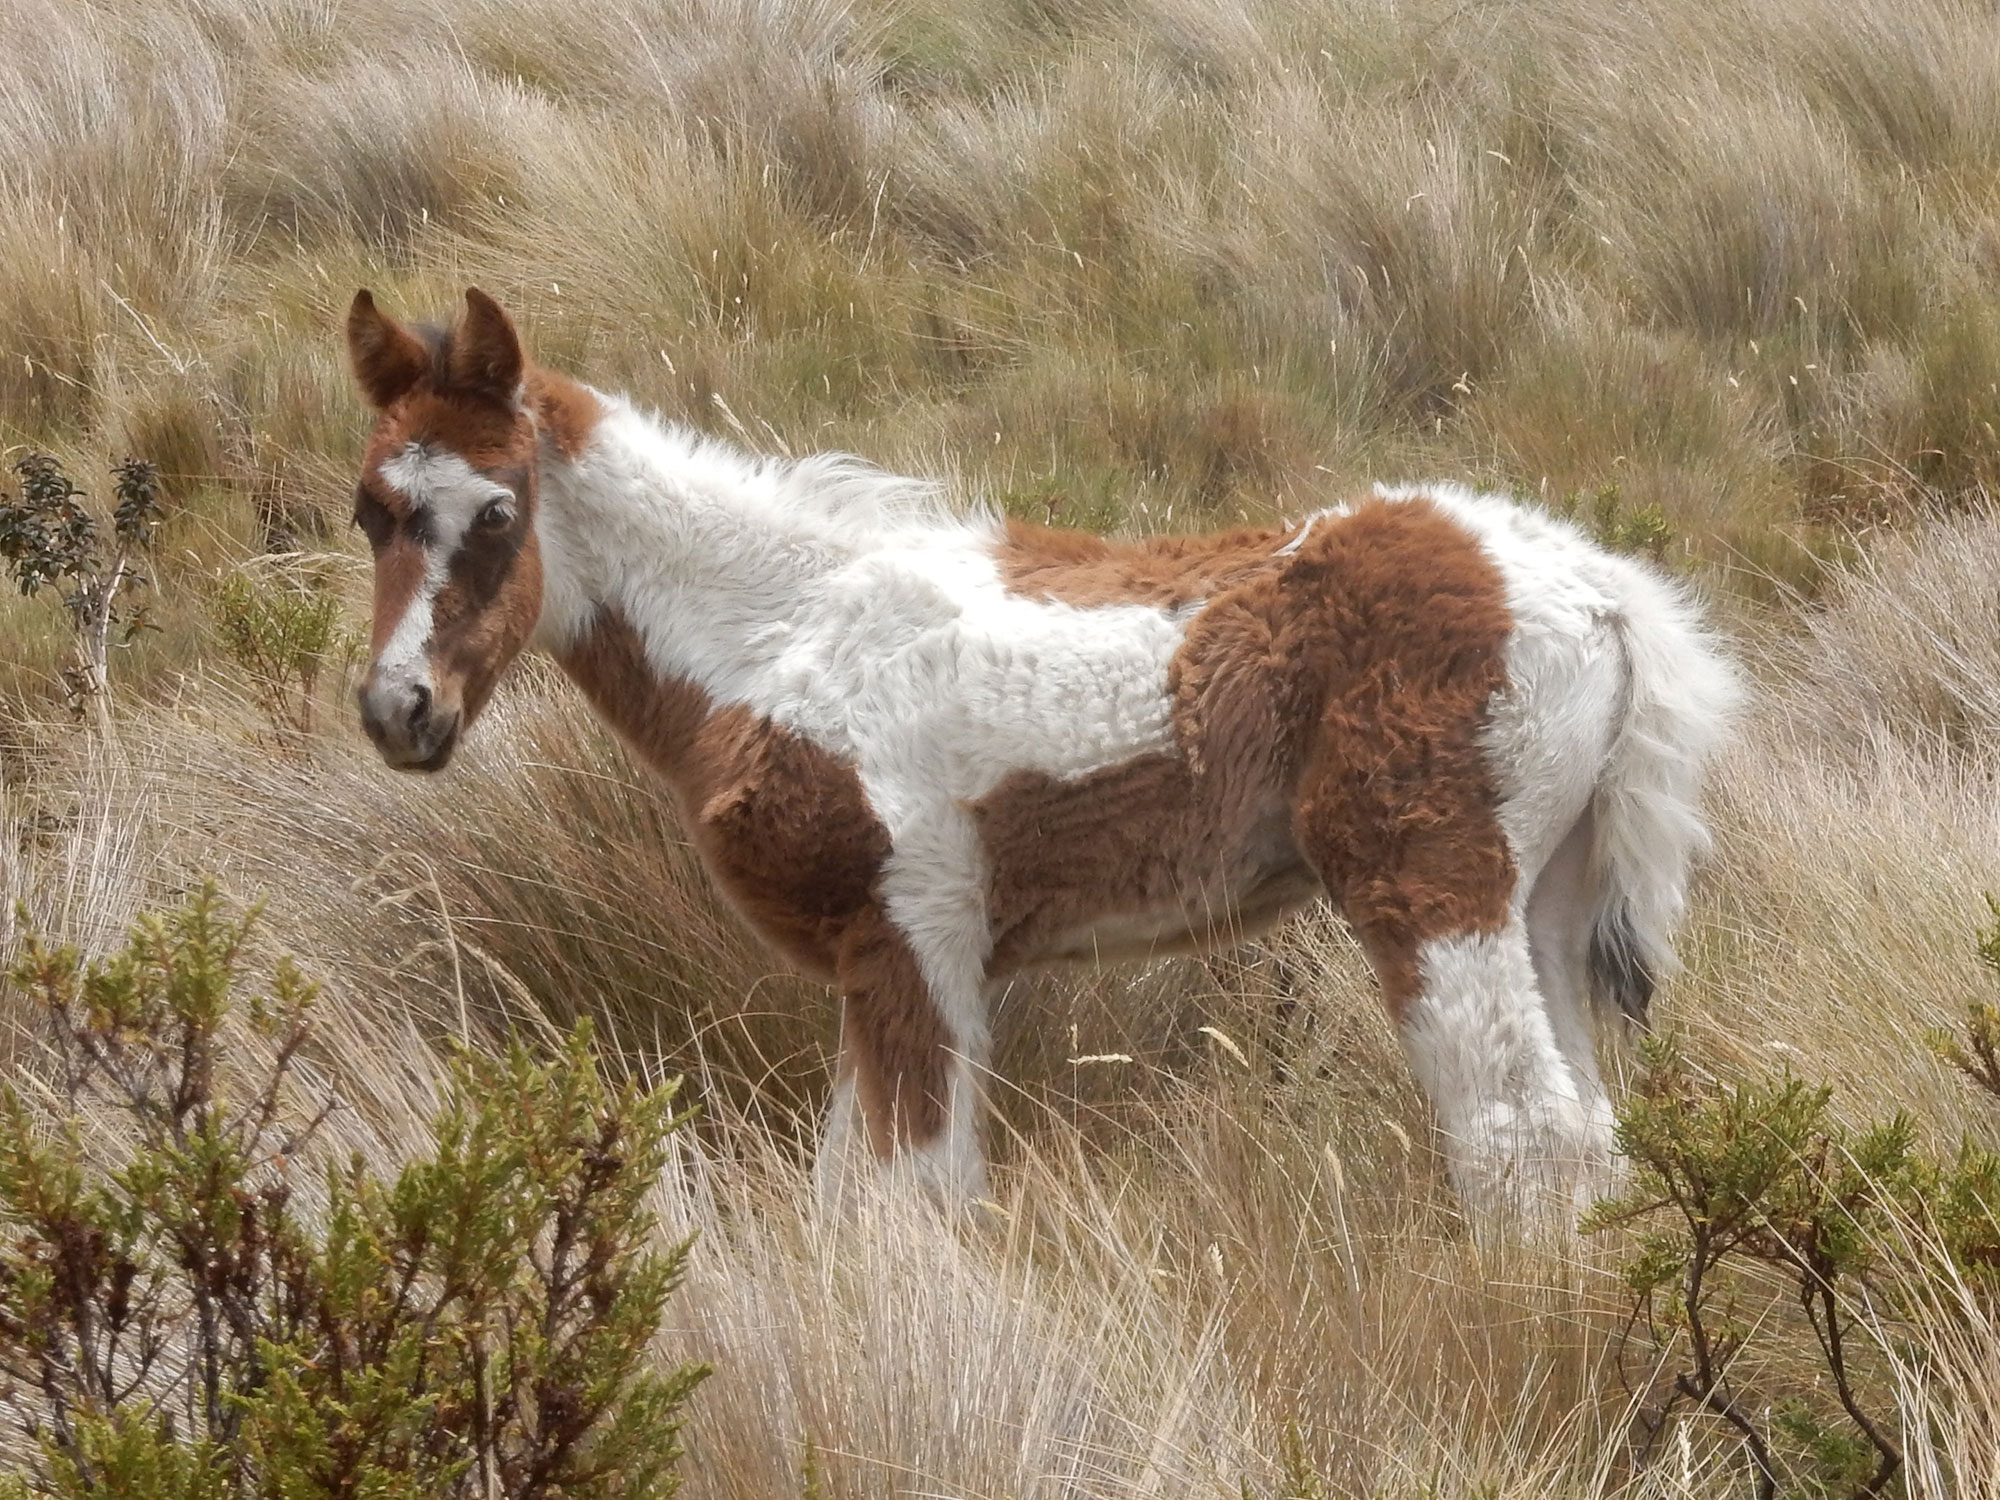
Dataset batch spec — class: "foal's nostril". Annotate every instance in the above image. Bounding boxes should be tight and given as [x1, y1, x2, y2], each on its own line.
[406, 682, 432, 731]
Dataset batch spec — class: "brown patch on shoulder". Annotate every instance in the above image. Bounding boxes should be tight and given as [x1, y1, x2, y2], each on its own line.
[557, 614, 889, 977]
[685, 702, 893, 974]
[976, 496, 1516, 1017]
[557, 612, 949, 1149]
[556, 614, 712, 765]
[526, 365, 602, 459]
[993, 517, 1294, 609]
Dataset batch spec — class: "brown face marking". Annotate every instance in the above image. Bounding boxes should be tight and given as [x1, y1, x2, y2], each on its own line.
[355, 387, 543, 735]
[426, 520, 544, 727]
[348, 289, 598, 756]
[365, 530, 429, 658]
[976, 496, 1516, 1016]
[361, 386, 535, 487]
[557, 612, 950, 1151]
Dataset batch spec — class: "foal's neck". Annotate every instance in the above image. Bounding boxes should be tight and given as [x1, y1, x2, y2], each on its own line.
[529, 381, 937, 688]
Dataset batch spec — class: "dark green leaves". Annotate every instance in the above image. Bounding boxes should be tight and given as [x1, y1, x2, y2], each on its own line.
[0, 885, 706, 1500]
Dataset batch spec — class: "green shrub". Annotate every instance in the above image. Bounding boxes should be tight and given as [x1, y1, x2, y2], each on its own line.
[1548, 481, 1674, 564]
[1929, 894, 2000, 1104]
[1588, 899, 2000, 1499]
[1583, 1035, 1916, 1500]
[0, 454, 163, 726]
[206, 559, 352, 740]
[0, 884, 708, 1499]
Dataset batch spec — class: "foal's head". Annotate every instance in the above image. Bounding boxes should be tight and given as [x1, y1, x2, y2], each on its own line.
[346, 288, 543, 771]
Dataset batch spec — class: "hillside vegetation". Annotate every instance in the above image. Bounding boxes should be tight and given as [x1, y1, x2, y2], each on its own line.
[3, 0, 2000, 1494]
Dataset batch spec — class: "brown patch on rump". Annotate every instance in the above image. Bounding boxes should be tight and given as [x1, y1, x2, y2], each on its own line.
[995, 517, 1294, 610]
[557, 613, 948, 1147]
[976, 496, 1516, 1016]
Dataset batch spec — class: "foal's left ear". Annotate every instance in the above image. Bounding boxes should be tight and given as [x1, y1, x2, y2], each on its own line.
[447, 287, 525, 403]
[347, 289, 429, 409]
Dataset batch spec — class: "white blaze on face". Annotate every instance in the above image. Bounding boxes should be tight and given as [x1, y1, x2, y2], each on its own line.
[372, 444, 515, 683]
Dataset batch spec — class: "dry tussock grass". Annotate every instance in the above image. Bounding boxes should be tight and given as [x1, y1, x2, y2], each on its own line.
[4, 0, 2000, 1493]
[11, 0, 2000, 606]
[5, 519, 1997, 1494]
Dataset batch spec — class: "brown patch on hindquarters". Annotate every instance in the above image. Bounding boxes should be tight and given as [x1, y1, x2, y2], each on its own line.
[976, 496, 1517, 1015]
[1265, 497, 1518, 1010]
[557, 612, 948, 1147]
[993, 516, 1297, 609]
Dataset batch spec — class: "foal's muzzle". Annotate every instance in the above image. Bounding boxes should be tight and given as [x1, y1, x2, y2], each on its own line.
[358, 677, 461, 772]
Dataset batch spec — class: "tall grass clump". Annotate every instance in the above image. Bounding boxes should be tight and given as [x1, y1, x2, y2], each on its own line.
[13, 0, 2000, 585]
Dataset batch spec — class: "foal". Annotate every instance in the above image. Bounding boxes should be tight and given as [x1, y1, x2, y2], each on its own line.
[346, 287, 1741, 1221]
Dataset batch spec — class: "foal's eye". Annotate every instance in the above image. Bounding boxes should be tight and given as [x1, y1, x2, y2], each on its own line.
[475, 498, 515, 531]
[353, 488, 394, 549]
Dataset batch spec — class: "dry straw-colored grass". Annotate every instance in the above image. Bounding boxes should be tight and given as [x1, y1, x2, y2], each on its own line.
[5, 0, 2000, 1493]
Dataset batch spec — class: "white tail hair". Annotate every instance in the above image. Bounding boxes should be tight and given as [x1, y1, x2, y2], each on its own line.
[1587, 559, 1745, 1021]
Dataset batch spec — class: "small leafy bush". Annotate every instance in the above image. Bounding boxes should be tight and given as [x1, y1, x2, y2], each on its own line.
[0, 884, 708, 1499]
[1589, 899, 2000, 1500]
[1584, 1036, 1916, 1500]
[1550, 481, 1674, 563]
[1929, 893, 2000, 1104]
[0, 454, 164, 725]
[207, 559, 353, 740]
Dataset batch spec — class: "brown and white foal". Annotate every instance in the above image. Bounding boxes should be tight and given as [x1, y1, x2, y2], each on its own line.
[347, 287, 1741, 1221]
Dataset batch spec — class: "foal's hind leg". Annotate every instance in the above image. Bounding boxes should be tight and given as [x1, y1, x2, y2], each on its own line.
[813, 907, 988, 1208]
[1386, 915, 1611, 1221]
[1300, 798, 1607, 1223]
[1524, 808, 1616, 1151]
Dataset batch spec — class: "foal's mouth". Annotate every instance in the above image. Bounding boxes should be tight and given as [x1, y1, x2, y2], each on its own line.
[403, 729, 459, 773]
[362, 710, 462, 774]
[383, 723, 460, 773]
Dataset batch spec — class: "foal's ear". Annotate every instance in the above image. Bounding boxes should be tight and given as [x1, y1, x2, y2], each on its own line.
[447, 287, 525, 403]
[346, 289, 429, 409]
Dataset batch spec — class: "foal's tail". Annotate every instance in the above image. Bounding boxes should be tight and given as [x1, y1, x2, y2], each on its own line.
[1585, 562, 1744, 1025]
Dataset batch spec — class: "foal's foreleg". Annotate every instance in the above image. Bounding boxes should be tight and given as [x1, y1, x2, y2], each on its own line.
[815, 909, 988, 1206]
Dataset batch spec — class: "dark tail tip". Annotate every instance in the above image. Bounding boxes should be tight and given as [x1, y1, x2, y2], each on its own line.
[1589, 905, 1656, 1027]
